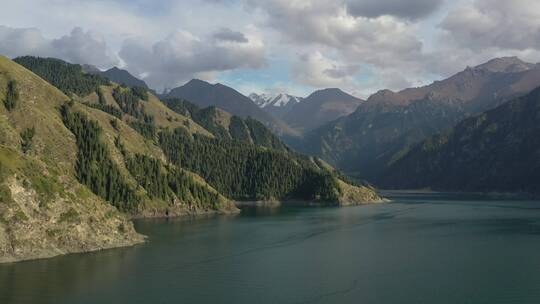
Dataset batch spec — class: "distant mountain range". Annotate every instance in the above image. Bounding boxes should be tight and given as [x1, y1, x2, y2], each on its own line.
[250, 88, 363, 132]
[379, 85, 540, 193]
[291, 57, 540, 181]
[249, 93, 303, 108]
[282, 88, 363, 132]
[163, 79, 298, 136]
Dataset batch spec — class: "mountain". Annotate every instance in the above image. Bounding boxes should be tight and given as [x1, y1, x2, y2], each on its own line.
[379, 86, 540, 193]
[249, 93, 302, 119]
[81, 64, 151, 90]
[294, 57, 540, 181]
[0, 56, 144, 262]
[3, 56, 382, 262]
[164, 98, 289, 150]
[249, 93, 302, 108]
[282, 88, 363, 132]
[99, 67, 149, 89]
[165, 79, 298, 136]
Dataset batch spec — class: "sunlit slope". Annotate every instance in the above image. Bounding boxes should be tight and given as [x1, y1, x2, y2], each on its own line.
[0, 55, 143, 263]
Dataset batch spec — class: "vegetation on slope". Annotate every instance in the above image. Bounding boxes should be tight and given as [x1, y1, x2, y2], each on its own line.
[165, 98, 288, 150]
[0, 55, 142, 263]
[15, 55, 381, 209]
[60, 103, 139, 211]
[13, 56, 110, 96]
[159, 127, 338, 201]
[3, 80, 18, 111]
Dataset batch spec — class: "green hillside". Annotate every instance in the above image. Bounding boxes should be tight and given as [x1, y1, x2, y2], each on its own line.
[0, 55, 143, 263]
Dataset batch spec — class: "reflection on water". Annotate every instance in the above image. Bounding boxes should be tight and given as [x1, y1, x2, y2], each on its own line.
[2, 193, 540, 304]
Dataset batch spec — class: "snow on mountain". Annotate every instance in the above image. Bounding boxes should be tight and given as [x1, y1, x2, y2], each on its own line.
[249, 93, 303, 108]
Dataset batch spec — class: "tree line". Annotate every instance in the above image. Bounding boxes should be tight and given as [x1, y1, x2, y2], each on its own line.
[14, 56, 110, 96]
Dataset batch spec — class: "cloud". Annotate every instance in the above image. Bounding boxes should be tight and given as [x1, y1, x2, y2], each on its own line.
[248, 0, 427, 91]
[119, 30, 266, 90]
[51, 27, 118, 67]
[291, 51, 358, 87]
[213, 28, 248, 43]
[248, 1, 424, 65]
[0, 25, 117, 67]
[440, 0, 540, 51]
[0, 26, 49, 57]
[346, 0, 445, 20]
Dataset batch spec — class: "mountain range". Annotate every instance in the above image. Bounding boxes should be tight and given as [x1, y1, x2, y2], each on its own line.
[250, 88, 363, 132]
[82, 65, 150, 89]
[163, 79, 298, 136]
[0, 55, 381, 263]
[291, 57, 540, 181]
[249, 93, 302, 108]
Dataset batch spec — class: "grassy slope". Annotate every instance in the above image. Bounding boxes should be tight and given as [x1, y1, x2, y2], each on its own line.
[0, 55, 143, 263]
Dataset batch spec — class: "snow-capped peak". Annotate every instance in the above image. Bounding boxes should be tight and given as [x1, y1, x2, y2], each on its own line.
[249, 93, 303, 108]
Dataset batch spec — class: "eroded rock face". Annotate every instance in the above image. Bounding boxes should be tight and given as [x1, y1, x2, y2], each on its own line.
[336, 180, 386, 206]
[0, 178, 144, 263]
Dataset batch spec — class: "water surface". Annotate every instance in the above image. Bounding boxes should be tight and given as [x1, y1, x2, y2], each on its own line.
[2, 192, 540, 304]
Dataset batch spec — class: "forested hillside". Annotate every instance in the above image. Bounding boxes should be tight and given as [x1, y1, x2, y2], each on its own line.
[15, 56, 380, 206]
[0, 55, 143, 263]
[164, 98, 288, 151]
[13, 56, 110, 96]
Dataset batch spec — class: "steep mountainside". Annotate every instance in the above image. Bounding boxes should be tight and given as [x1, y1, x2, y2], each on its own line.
[165, 79, 298, 136]
[295, 57, 540, 181]
[282, 88, 363, 132]
[0, 55, 143, 263]
[3, 56, 383, 262]
[379, 86, 540, 193]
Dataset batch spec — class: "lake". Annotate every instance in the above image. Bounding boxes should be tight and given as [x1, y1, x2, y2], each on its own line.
[2, 192, 540, 304]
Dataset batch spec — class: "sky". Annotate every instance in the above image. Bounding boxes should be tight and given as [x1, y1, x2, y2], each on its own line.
[1, 0, 540, 98]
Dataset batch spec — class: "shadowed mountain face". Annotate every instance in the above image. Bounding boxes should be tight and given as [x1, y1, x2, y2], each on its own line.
[281, 88, 363, 132]
[379, 86, 540, 193]
[165, 79, 297, 136]
[293, 57, 540, 181]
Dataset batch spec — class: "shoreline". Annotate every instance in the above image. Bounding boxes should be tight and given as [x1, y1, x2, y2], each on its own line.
[234, 198, 389, 208]
[1, 197, 386, 264]
[379, 189, 540, 200]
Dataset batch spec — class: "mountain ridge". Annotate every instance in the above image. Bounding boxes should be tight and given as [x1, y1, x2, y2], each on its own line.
[293, 56, 540, 181]
[165, 79, 299, 136]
